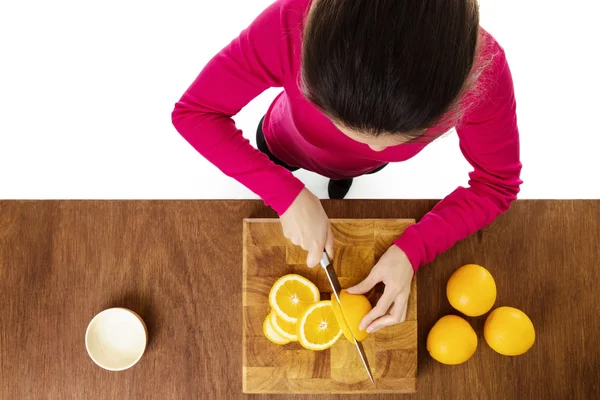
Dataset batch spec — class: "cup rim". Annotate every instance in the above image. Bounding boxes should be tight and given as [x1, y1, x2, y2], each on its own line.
[85, 307, 148, 371]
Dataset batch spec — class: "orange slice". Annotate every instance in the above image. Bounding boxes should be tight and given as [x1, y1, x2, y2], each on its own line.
[269, 274, 320, 323]
[263, 312, 290, 345]
[269, 310, 298, 342]
[297, 301, 343, 351]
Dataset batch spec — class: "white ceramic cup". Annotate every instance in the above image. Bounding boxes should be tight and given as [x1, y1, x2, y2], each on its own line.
[85, 307, 148, 371]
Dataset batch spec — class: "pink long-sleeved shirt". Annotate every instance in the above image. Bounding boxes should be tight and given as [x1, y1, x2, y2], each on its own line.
[171, 0, 522, 270]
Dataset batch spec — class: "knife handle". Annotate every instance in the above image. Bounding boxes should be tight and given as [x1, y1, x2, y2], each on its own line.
[320, 251, 330, 270]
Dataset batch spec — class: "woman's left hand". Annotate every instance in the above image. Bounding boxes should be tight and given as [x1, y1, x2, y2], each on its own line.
[347, 245, 414, 333]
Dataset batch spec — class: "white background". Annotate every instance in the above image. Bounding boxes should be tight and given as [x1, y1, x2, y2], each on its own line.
[1, 0, 599, 201]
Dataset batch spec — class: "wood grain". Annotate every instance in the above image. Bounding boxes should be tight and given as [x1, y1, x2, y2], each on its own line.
[0, 200, 599, 400]
[242, 219, 417, 394]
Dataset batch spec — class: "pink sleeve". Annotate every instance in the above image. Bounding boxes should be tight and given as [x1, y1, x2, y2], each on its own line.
[394, 48, 523, 271]
[171, 0, 304, 215]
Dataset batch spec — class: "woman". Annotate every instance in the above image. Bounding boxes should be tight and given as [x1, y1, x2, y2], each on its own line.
[172, 0, 522, 334]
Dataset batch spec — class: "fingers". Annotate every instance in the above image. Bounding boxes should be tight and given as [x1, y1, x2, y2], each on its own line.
[400, 301, 408, 323]
[399, 292, 409, 322]
[282, 216, 332, 268]
[308, 222, 334, 266]
[325, 225, 335, 259]
[365, 315, 398, 333]
[306, 241, 323, 268]
[393, 301, 406, 323]
[347, 269, 379, 295]
[367, 292, 410, 333]
[359, 288, 395, 331]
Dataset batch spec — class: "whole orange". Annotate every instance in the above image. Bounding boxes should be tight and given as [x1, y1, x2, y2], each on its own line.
[484, 307, 535, 356]
[427, 315, 478, 365]
[446, 264, 496, 317]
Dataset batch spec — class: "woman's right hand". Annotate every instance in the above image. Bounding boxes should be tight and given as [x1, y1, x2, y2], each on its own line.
[280, 188, 334, 268]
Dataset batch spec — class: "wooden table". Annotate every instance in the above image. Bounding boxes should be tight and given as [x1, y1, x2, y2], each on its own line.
[1, 200, 598, 400]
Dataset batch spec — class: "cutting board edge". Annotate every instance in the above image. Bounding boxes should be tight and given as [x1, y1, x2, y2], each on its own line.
[242, 391, 417, 395]
[241, 385, 417, 395]
[243, 218, 417, 223]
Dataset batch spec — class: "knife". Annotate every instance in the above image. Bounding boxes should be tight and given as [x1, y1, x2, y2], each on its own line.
[320, 251, 375, 384]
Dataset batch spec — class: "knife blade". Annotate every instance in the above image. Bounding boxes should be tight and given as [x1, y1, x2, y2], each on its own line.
[320, 252, 375, 384]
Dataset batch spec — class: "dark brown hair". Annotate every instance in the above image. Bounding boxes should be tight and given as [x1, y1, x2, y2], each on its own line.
[301, 0, 481, 139]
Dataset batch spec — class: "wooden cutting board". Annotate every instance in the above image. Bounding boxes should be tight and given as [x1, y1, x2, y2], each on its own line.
[242, 218, 417, 394]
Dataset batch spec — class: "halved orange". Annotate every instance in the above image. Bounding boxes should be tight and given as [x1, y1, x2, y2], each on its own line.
[331, 289, 372, 342]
